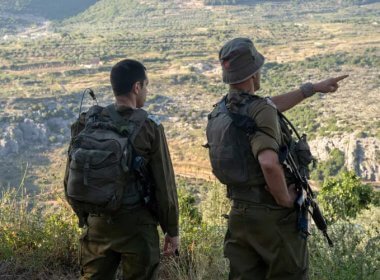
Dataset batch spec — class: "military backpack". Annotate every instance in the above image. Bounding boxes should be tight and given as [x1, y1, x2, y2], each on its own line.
[66, 104, 148, 219]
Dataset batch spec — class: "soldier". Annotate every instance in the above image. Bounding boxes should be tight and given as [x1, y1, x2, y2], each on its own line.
[206, 38, 347, 279]
[64, 59, 179, 280]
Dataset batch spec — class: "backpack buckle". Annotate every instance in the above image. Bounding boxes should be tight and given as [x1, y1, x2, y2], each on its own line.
[83, 161, 90, 186]
[202, 143, 210, 149]
[119, 126, 129, 136]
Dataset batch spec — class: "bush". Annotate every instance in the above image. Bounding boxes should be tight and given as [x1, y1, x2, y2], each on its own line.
[161, 183, 228, 280]
[309, 207, 380, 280]
[318, 171, 374, 223]
[310, 148, 345, 181]
[0, 187, 79, 273]
[1, 178, 378, 279]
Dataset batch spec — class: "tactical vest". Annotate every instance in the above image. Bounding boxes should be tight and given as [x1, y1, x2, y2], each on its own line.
[206, 94, 314, 206]
[206, 95, 278, 205]
[66, 104, 148, 219]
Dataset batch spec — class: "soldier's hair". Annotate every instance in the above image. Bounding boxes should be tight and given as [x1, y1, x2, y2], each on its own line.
[110, 59, 147, 96]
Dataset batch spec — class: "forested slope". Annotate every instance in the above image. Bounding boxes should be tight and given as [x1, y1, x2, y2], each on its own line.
[0, 0, 98, 19]
[204, 0, 379, 5]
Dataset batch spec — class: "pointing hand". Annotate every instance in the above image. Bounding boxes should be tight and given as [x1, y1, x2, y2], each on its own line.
[313, 75, 349, 94]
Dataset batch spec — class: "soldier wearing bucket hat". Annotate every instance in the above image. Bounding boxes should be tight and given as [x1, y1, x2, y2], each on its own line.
[206, 37, 348, 280]
[219, 37, 265, 84]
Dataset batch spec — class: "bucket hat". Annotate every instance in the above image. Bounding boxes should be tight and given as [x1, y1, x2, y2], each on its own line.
[219, 37, 265, 84]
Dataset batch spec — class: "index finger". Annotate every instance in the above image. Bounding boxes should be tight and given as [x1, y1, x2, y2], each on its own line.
[333, 74, 349, 82]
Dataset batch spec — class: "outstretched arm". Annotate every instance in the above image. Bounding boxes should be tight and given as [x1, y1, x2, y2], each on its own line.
[271, 75, 349, 112]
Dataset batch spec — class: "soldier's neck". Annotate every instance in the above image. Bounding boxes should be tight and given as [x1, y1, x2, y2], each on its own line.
[229, 85, 254, 95]
[115, 95, 137, 109]
[229, 79, 255, 94]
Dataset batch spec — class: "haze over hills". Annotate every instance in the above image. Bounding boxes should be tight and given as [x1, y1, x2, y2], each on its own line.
[0, 0, 98, 19]
[0, 0, 99, 35]
[0, 0, 379, 193]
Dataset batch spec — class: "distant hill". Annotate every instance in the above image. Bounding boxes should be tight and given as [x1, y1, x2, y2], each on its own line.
[62, 0, 380, 27]
[203, 0, 378, 5]
[1, 0, 377, 21]
[63, 0, 162, 25]
[0, 0, 99, 20]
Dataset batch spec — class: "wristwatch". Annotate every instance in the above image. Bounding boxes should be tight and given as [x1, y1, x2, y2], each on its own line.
[300, 82, 316, 98]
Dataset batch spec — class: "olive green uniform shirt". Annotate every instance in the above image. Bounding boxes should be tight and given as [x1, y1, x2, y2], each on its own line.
[64, 104, 179, 237]
[227, 89, 282, 159]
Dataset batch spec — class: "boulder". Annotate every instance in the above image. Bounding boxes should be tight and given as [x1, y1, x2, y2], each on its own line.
[19, 118, 48, 144]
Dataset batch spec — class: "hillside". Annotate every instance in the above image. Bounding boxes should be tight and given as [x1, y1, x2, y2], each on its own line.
[0, 0, 379, 279]
[0, 0, 379, 189]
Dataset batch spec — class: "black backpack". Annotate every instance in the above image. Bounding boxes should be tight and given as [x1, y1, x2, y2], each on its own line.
[66, 104, 147, 219]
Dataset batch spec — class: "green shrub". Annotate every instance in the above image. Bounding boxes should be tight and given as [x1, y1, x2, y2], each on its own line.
[310, 148, 345, 181]
[162, 185, 228, 280]
[309, 207, 380, 280]
[318, 171, 374, 223]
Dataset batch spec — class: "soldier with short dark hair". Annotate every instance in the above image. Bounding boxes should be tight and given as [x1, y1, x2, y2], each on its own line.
[64, 59, 179, 280]
[206, 38, 347, 280]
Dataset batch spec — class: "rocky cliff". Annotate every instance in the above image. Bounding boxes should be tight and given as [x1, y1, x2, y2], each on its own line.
[309, 135, 380, 182]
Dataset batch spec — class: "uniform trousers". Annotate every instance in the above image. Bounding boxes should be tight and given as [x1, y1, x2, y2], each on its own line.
[224, 201, 309, 280]
[79, 206, 159, 280]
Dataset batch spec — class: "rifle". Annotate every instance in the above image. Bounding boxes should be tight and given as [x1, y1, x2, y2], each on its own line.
[133, 156, 159, 220]
[218, 96, 333, 246]
[279, 112, 334, 247]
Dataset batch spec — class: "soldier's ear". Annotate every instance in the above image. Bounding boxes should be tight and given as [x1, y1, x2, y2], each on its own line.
[132, 81, 141, 94]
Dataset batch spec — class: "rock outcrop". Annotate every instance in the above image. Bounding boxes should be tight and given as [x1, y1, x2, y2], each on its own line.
[309, 135, 380, 182]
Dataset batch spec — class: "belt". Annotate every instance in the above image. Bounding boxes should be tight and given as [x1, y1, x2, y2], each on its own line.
[89, 203, 144, 217]
[232, 199, 283, 210]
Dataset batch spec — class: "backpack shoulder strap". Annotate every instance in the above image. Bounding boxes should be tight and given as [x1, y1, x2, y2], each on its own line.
[128, 109, 148, 142]
[106, 104, 148, 142]
[106, 104, 124, 124]
[218, 95, 258, 134]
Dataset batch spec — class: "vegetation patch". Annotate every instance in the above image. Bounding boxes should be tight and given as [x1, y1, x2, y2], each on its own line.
[311, 148, 345, 181]
[0, 176, 379, 279]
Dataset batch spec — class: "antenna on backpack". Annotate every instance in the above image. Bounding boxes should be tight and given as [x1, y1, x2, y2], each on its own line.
[86, 88, 98, 104]
[75, 88, 99, 136]
[78, 88, 98, 117]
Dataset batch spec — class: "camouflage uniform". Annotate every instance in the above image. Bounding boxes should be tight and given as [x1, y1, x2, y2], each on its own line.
[64, 104, 179, 280]
[223, 89, 309, 280]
